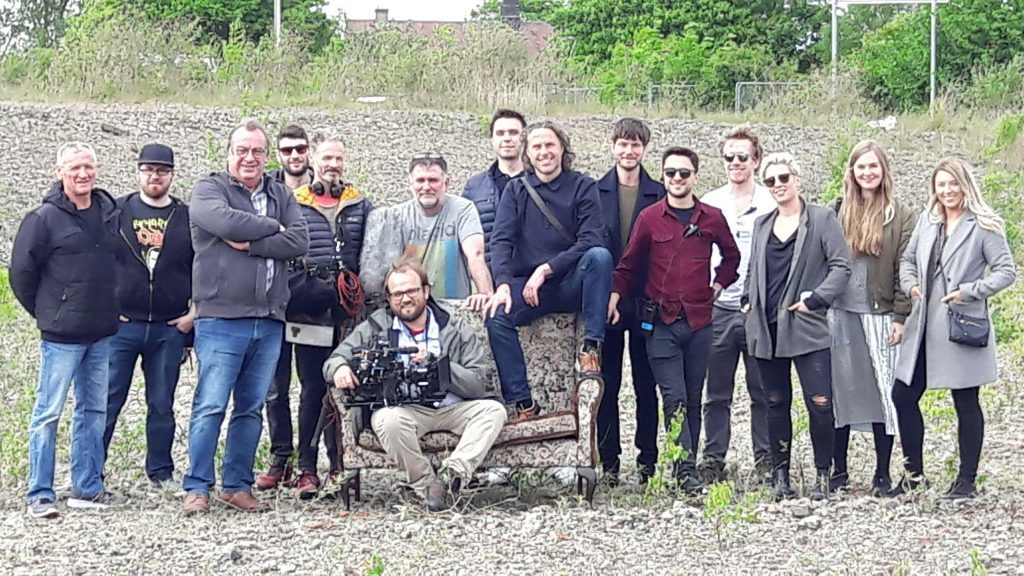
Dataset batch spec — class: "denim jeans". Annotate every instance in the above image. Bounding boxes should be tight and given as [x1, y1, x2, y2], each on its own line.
[183, 318, 283, 495]
[645, 315, 712, 475]
[486, 246, 613, 405]
[27, 338, 111, 503]
[103, 320, 187, 482]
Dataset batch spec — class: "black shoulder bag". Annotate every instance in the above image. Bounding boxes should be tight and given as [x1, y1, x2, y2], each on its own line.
[521, 177, 575, 244]
[939, 261, 990, 347]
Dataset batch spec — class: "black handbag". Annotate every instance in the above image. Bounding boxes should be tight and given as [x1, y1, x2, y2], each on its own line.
[940, 263, 990, 348]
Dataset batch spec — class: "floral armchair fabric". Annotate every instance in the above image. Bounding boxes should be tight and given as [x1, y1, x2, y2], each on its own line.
[327, 301, 604, 508]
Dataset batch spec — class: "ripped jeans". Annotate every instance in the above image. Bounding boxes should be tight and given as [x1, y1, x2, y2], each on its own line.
[755, 326, 835, 473]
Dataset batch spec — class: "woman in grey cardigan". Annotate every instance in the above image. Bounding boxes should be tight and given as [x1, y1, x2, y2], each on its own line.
[743, 152, 852, 501]
[892, 157, 1016, 499]
[829, 141, 916, 497]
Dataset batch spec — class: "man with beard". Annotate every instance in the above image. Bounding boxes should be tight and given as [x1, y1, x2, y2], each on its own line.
[463, 109, 526, 265]
[256, 136, 372, 498]
[270, 124, 313, 190]
[183, 119, 308, 514]
[595, 118, 664, 484]
[697, 124, 776, 484]
[103, 143, 196, 488]
[324, 257, 505, 511]
[485, 121, 613, 420]
[360, 152, 493, 311]
[11, 142, 125, 518]
[608, 147, 740, 494]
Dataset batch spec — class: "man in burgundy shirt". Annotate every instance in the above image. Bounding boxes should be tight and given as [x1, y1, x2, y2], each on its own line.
[608, 146, 741, 493]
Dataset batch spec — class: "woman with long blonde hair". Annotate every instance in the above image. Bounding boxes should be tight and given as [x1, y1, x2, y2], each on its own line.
[892, 157, 1016, 498]
[829, 141, 916, 496]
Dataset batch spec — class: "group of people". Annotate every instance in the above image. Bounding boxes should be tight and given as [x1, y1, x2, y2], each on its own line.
[9, 111, 1015, 519]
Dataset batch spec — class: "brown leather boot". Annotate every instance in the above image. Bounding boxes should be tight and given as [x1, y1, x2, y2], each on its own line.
[183, 493, 210, 515]
[217, 491, 269, 512]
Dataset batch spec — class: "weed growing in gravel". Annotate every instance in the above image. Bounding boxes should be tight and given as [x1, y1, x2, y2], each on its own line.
[970, 547, 988, 575]
[702, 481, 760, 547]
[643, 411, 687, 500]
[366, 555, 386, 576]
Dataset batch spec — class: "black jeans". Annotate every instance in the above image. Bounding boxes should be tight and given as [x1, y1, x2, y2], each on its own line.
[265, 341, 339, 472]
[703, 305, 770, 464]
[599, 324, 658, 471]
[756, 335, 834, 473]
[645, 315, 712, 474]
[891, 347, 984, 482]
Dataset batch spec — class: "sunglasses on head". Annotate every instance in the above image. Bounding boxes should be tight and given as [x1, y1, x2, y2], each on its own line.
[663, 168, 693, 180]
[723, 152, 750, 163]
[279, 145, 309, 155]
[763, 173, 792, 187]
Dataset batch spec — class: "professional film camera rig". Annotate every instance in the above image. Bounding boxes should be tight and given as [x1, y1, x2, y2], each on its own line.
[343, 337, 450, 409]
[288, 254, 345, 277]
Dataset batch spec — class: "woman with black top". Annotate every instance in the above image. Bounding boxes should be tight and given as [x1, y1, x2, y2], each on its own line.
[829, 141, 916, 497]
[742, 152, 852, 501]
[892, 157, 1015, 499]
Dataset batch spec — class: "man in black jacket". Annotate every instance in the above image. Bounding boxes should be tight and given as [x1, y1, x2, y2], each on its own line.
[255, 135, 372, 498]
[595, 118, 665, 484]
[10, 142, 125, 518]
[102, 143, 195, 487]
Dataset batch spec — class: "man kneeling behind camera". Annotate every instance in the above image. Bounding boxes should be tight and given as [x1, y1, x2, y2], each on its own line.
[323, 257, 507, 511]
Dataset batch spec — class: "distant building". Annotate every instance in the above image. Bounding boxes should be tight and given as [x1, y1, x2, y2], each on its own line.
[343, 8, 555, 57]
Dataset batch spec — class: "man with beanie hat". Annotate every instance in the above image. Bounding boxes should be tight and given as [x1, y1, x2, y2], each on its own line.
[103, 142, 196, 487]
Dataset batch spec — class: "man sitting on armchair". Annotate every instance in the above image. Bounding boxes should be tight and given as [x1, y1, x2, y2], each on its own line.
[323, 257, 507, 511]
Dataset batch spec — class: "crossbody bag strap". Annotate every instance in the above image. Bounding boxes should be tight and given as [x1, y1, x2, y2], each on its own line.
[521, 177, 575, 244]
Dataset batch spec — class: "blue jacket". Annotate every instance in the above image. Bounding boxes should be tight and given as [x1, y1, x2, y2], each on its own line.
[596, 165, 665, 263]
[462, 163, 505, 266]
[490, 170, 606, 287]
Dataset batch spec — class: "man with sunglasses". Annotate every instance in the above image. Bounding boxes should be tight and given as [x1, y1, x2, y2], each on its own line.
[608, 147, 740, 494]
[324, 257, 505, 512]
[697, 124, 777, 485]
[103, 143, 195, 489]
[595, 118, 664, 484]
[183, 119, 309, 515]
[269, 124, 313, 190]
[361, 152, 493, 311]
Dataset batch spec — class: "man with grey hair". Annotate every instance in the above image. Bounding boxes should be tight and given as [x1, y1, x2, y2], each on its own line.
[11, 142, 125, 518]
[183, 119, 309, 514]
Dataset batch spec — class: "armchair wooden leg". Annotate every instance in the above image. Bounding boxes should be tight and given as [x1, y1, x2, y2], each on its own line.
[341, 470, 361, 511]
[576, 466, 598, 505]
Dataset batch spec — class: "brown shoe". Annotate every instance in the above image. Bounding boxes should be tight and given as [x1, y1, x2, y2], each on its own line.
[513, 401, 541, 422]
[294, 470, 321, 500]
[254, 464, 293, 490]
[217, 491, 269, 513]
[423, 478, 450, 512]
[576, 342, 601, 376]
[183, 493, 209, 515]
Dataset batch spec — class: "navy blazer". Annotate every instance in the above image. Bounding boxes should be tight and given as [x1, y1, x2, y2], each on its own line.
[597, 165, 665, 263]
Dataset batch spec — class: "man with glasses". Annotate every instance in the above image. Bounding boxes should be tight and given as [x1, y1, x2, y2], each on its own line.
[361, 152, 493, 310]
[608, 147, 740, 494]
[324, 257, 505, 512]
[183, 119, 309, 514]
[103, 143, 195, 489]
[270, 124, 313, 190]
[595, 118, 664, 485]
[697, 124, 777, 485]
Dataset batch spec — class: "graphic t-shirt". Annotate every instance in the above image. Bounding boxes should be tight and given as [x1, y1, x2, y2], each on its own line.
[394, 195, 484, 299]
[132, 202, 174, 273]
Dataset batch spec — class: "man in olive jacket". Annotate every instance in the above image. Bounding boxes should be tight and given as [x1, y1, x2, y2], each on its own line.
[324, 258, 505, 511]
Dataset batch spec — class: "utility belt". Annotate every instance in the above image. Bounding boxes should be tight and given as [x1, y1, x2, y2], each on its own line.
[637, 298, 687, 333]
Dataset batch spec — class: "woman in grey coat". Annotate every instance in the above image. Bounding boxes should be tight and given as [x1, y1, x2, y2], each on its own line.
[743, 152, 852, 501]
[892, 157, 1016, 499]
[829, 141, 916, 497]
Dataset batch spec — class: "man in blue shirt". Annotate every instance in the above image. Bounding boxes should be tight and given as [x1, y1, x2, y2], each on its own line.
[484, 121, 613, 420]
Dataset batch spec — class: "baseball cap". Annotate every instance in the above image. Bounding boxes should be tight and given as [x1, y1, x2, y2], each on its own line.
[138, 143, 175, 167]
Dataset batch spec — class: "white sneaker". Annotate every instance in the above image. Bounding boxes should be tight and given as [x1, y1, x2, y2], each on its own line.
[67, 491, 127, 509]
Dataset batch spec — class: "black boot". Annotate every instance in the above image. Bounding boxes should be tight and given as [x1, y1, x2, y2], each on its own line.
[773, 467, 796, 500]
[888, 473, 927, 497]
[809, 470, 831, 501]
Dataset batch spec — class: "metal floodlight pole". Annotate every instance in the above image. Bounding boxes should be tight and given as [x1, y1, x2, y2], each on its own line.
[274, 0, 282, 47]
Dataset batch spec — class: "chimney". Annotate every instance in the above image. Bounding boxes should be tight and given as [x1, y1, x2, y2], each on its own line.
[374, 8, 388, 23]
[501, 0, 522, 29]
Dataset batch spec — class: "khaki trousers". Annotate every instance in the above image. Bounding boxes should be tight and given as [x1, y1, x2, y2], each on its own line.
[370, 399, 507, 495]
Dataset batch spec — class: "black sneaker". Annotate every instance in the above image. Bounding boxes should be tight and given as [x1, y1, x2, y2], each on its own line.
[941, 478, 977, 500]
[697, 459, 727, 485]
[638, 465, 656, 485]
[67, 491, 127, 509]
[809, 471, 831, 501]
[28, 498, 59, 519]
[871, 475, 893, 498]
[888, 474, 927, 497]
[829, 471, 850, 492]
[675, 474, 705, 496]
[773, 468, 797, 501]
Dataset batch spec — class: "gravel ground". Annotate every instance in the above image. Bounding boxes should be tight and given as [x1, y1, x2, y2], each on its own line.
[1, 100, 1022, 575]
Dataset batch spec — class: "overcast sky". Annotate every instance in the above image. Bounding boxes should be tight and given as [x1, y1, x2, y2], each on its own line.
[327, 0, 484, 21]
